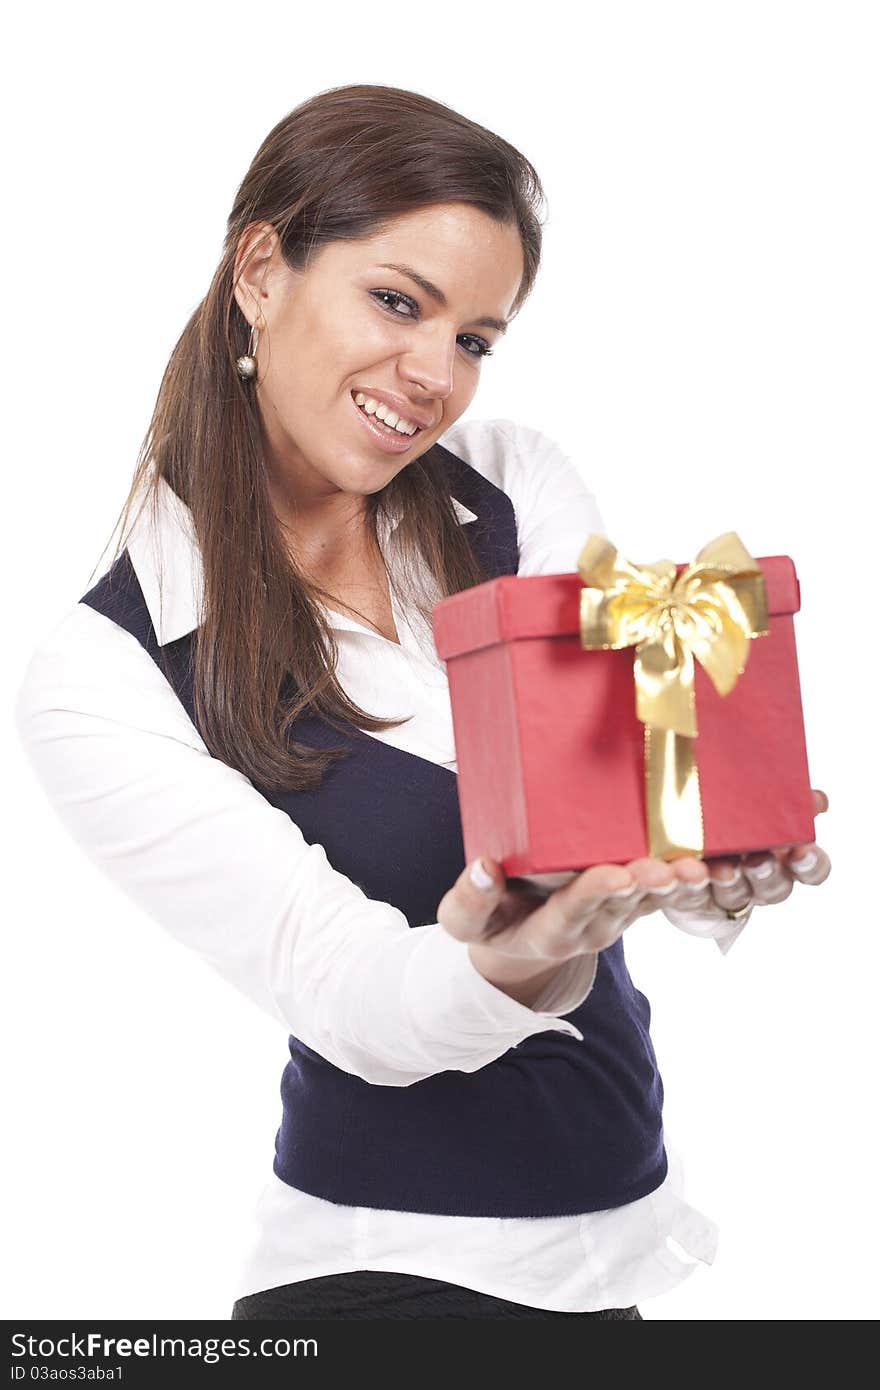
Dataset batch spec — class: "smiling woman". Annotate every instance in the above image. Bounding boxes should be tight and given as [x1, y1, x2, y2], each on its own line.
[100, 85, 543, 795]
[231, 204, 524, 645]
[231, 200, 523, 528]
[13, 81, 829, 1326]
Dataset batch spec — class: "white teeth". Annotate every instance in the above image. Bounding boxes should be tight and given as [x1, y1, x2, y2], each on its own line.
[353, 392, 419, 435]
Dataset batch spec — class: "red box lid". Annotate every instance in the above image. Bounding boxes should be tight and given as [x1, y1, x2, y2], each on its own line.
[433, 556, 799, 662]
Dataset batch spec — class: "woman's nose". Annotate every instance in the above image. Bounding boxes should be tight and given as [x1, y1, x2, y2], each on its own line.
[398, 338, 457, 401]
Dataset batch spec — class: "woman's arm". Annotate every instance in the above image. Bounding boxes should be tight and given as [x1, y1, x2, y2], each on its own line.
[13, 601, 589, 1090]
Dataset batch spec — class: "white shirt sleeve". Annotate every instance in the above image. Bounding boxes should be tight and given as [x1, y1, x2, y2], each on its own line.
[445, 418, 749, 959]
[13, 601, 587, 1091]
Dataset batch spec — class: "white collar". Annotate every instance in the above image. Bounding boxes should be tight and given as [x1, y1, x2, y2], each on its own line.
[123, 470, 478, 647]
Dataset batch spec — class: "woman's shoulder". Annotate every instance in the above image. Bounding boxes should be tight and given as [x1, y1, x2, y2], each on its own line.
[438, 416, 606, 576]
[433, 411, 595, 500]
[437, 415, 577, 492]
[437, 415, 601, 520]
[17, 598, 126, 687]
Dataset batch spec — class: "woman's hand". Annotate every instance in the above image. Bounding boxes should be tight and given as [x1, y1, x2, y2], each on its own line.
[438, 788, 832, 970]
[660, 786, 831, 922]
[438, 851, 696, 1006]
[439, 852, 701, 965]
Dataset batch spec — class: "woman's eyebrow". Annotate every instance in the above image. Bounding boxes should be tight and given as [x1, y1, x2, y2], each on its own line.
[377, 262, 509, 335]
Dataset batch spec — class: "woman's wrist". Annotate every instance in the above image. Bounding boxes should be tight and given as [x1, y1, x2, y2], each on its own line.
[467, 941, 578, 1009]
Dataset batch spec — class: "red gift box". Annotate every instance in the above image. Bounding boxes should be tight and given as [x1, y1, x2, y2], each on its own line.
[432, 546, 815, 875]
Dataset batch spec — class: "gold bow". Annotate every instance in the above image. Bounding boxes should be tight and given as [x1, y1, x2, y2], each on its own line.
[577, 532, 769, 859]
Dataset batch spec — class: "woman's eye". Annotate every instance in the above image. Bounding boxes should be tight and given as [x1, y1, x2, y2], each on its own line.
[371, 289, 418, 318]
[370, 289, 494, 359]
[459, 336, 494, 359]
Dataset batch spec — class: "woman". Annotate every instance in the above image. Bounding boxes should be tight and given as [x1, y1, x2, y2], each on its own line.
[14, 83, 830, 1321]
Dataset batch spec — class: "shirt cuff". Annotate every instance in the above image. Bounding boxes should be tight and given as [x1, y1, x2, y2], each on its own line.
[404, 926, 586, 1058]
[520, 951, 599, 1015]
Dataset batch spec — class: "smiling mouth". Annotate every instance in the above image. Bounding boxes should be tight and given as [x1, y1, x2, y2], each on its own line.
[350, 390, 426, 437]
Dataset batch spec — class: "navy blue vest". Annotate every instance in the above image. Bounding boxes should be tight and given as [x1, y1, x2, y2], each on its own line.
[80, 443, 667, 1217]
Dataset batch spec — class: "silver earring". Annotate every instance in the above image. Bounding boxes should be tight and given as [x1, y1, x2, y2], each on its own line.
[236, 321, 260, 381]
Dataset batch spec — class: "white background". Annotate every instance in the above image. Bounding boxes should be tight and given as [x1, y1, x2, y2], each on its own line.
[3, 0, 877, 1321]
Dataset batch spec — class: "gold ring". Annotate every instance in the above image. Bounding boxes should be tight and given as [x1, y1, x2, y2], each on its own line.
[723, 900, 754, 922]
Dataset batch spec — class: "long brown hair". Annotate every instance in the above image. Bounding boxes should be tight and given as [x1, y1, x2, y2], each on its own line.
[100, 83, 545, 793]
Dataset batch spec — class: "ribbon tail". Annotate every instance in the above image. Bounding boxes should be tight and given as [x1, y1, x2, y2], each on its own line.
[644, 724, 705, 858]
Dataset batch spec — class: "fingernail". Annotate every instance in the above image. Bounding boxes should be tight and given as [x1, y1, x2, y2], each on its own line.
[610, 880, 640, 897]
[716, 866, 743, 885]
[749, 861, 774, 879]
[791, 850, 817, 873]
[469, 858, 494, 890]
[685, 878, 710, 893]
[649, 881, 677, 895]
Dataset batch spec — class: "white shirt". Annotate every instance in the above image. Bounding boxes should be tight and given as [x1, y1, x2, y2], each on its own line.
[13, 416, 749, 1313]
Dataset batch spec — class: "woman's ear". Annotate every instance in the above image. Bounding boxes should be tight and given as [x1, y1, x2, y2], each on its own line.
[232, 221, 279, 329]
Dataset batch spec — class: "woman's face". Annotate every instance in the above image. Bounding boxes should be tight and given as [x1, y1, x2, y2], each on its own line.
[233, 203, 525, 516]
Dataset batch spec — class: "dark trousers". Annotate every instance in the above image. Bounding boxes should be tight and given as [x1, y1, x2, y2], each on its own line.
[231, 1269, 642, 1320]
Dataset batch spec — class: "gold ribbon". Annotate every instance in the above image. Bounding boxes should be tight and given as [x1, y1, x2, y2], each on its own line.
[577, 532, 770, 859]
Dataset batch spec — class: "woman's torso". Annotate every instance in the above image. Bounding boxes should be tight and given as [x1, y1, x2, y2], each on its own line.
[25, 415, 722, 1311]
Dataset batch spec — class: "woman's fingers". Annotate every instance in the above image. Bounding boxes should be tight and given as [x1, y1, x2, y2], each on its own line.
[741, 852, 794, 905]
[438, 831, 833, 963]
[557, 857, 674, 913]
[442, 855, 684, 962]
[701, 841, 832, 916]
[741, 840, 832, 899]
[702, 860, 754, 914]
[437, 857, 508, 943]
[783, 842, 832, 885]
[537, 858, 680, 955]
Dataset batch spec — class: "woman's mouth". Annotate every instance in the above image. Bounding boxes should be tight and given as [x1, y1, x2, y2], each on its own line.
[349, 391, 425, 454]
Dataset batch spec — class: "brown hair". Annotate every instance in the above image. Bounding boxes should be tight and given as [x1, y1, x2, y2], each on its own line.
[100, 83, 546, 793]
